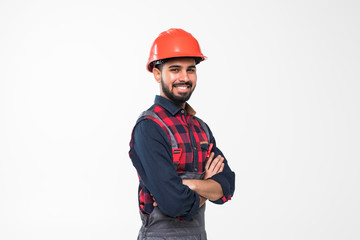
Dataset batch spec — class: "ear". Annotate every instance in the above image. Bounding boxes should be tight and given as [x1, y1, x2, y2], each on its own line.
[152, 68, 161, 83]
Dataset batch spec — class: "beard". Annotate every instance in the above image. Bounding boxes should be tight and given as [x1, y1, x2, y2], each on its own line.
[161, 77, 195, 105]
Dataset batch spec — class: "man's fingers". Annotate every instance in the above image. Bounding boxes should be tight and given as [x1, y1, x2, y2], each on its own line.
[208, 155, 222, 172]
[205, 152, 215, 170]
[219, 162, 224, 173]
[150, 193, 158, 207]
[212, 157, 224, 173]
[204, 154, 225, 179]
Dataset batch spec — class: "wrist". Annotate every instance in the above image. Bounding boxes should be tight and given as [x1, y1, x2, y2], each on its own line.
[182, 179, 199, 191]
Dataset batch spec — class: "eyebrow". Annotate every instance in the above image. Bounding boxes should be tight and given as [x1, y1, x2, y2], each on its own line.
[168, 65, 196, 69]
[168, 65, 181, 68]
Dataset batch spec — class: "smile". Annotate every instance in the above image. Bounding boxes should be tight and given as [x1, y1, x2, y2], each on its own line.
[176, 86, 189, 89]
[172, 84, 191, 94]
[173, 83, 192, 88]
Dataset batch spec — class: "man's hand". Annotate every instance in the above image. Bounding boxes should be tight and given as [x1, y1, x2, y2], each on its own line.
[204, 152, 224, 179]
[153, 153, 225, 208]
[152, 194, 158, 207]
[181, 152, 225, 202]
[199, 195, 207, 207]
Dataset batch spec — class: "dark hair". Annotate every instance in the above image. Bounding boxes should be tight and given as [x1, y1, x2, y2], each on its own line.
[153, 59, 169, 71]
[153, 57, 202, 71]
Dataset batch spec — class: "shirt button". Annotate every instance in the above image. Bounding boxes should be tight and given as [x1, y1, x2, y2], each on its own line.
[194, 167, 198, 171]
[193, 146, 197, 150]
[181, 110, 185, 114]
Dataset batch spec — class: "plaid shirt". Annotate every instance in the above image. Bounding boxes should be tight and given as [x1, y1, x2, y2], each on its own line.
[129, 96, 235, 220]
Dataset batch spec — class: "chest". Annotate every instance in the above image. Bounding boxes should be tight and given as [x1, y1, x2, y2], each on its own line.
[164, 115, 210, 174]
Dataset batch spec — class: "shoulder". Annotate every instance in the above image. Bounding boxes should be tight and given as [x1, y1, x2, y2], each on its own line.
[193, 115, 208, 127]
[132, 112, 171, 145]
[193, 115, 212, 135]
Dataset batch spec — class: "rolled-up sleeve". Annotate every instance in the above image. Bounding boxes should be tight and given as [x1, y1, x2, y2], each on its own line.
[206, 127, 236, 204]
[130, 119, 200, 220]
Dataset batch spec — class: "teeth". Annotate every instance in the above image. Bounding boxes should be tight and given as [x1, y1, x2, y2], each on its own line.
[174, 85, 188, 89]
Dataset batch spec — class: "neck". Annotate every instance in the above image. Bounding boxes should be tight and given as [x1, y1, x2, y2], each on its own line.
[172, 100, 186, 109]
[179, 102, 186, 109]
[160, 94, 187, 109]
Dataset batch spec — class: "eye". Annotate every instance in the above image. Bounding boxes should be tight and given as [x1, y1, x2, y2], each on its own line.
[170, 68, 180, 72]
[187, 68, 196, 73]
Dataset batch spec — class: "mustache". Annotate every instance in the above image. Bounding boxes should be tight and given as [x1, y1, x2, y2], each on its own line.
[172, 82, 192, 87]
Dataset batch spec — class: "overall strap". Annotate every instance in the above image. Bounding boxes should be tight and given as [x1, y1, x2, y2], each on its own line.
[138, 110, 178, 149]
[137, 110, 182, 166]
[195, 117, 211, 142]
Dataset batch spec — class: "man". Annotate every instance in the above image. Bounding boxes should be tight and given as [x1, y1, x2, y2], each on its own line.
[129, 28, 235, 240]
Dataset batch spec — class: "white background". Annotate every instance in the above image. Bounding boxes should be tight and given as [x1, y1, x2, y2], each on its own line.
[1, 0, 359, 239]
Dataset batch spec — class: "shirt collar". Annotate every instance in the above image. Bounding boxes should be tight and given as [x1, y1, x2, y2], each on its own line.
[154, 95, 196, 116]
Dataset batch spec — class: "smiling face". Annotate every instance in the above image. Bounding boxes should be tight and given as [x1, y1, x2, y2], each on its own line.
[153, 58, 197, 108]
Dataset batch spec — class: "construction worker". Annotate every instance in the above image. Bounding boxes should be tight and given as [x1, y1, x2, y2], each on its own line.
[129, 28, 235, 240]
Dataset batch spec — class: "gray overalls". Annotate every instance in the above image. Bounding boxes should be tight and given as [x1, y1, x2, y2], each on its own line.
[136, 111, 210, 240]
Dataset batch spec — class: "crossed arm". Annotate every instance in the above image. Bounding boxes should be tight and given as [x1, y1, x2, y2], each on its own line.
[153, 152, 225, 208]
[183, 152, 225, 207]
[133, 119, 234, 219]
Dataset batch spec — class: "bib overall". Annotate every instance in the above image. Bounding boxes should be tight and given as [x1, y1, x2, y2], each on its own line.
[134, 111, 211, 240]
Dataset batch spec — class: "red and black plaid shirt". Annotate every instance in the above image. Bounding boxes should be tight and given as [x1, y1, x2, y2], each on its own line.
[129, 96, 235, 220]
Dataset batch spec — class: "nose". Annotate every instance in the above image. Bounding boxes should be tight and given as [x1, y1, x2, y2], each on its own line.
[180, 69, 190, 81]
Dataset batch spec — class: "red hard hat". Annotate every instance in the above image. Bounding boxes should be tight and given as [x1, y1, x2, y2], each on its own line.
[146, 28, 207, 72]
